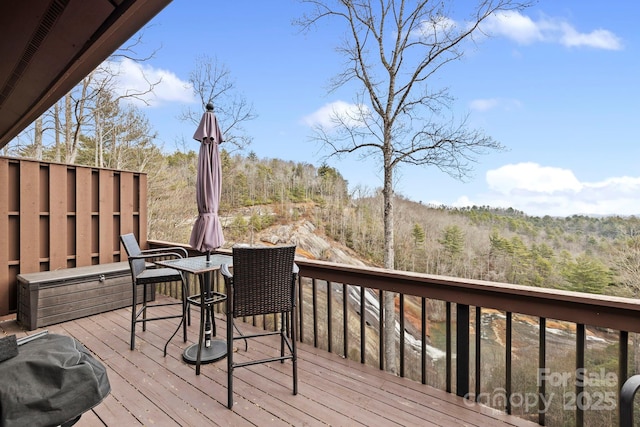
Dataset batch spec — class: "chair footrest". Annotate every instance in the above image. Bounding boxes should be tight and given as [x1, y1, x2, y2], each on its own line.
[134, 313, 184, 323]
[232, 354, 294, 369]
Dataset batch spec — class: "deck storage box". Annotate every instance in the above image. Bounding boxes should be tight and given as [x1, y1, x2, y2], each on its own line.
[17, 262, 152, 330]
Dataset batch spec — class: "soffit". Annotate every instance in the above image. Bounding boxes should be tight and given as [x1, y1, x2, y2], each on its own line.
[0, 0, 172, 148]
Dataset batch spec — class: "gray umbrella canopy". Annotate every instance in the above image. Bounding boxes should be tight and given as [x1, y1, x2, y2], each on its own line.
[189, 104, 225, 252]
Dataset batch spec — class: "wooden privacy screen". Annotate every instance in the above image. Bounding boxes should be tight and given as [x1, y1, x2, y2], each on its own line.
[0, 156, 147, 316]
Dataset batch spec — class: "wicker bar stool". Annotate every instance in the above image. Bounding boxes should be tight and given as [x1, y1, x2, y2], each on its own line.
[220, 245, 298, 409]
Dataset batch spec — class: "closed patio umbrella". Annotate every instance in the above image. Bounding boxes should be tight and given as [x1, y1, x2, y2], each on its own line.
[190, 102, 225, 253]
[184, 102, 226, 365]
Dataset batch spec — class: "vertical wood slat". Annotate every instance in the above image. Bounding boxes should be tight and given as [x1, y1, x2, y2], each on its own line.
[119, 172, 134, 260]
[0, 159, 9, 314]
[99, 169, 113, 264]
[49, 164, 67, 270]
[75, 167, 92, 267]
[138, 173, 148, 249]
[20, 161, 39, 273]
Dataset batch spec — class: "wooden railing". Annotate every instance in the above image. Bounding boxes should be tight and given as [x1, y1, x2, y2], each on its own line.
[149, 240, 640, 426]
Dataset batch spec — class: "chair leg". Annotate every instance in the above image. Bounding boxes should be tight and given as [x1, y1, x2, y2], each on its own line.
[227, 314, 234, 409]
[130, 284, 137, 350]
[280, 313, 286, 361]
[142, 283, 148, 332]
[292, 310, 298, 395]
[182, 281, 188, 343]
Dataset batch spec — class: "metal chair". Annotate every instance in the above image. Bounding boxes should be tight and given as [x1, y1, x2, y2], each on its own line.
[120, 233, 189, 355]
[221, 245, 298, 409]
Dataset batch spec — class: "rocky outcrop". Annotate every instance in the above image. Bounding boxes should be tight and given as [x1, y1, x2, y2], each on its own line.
[256, 220, 367, 266]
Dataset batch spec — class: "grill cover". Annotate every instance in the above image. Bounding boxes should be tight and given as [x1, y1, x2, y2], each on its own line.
[0, 333, 110, 427]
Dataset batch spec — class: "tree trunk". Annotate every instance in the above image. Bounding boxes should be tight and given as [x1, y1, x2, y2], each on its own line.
[54, 101, 61, 162]
[64, 94, 73, 163]
[383, 147, 396, 374]
[34, 117, 43, 160]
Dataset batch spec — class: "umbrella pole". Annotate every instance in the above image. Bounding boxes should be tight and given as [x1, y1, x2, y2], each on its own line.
[183, 250, 226, 367]
[204, 251, 212, 347]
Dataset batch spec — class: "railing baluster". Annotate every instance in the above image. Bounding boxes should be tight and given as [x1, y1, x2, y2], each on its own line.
[422, 297, 427, 385]
[343, 283, 348, 358]
[446, 301, 452, 394]
[456, 303, 470, 398]
[400, 293, 405, 378]
[360, 285, 365, 364]
[379, 289, 384, 371]
[576, 323, 585, 427]
[539, 317, 546, 426]
[475, 307, 481, 402]
[312, 278, 318, 348]
[506, 311, 512, 414]
[327, 280, 333, 353]
[620, 330, 628, 393]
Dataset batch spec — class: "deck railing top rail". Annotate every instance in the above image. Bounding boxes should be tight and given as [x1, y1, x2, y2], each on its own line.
[149, 240, 640, 333]
[295, 257, 640, 333]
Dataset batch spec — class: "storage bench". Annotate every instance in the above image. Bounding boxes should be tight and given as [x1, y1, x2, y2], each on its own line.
[17, 262, 152, 330]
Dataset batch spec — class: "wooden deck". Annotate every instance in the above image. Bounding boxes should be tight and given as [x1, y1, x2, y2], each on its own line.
[1, 296, 538, 427]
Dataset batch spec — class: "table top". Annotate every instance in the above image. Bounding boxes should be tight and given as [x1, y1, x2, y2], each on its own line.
[155, 254, 232, 275]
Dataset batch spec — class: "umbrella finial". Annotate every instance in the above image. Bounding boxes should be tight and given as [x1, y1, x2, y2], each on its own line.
[206, 102, 214, 112]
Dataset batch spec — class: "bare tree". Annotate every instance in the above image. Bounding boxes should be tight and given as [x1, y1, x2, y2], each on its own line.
[9, 30, 160, 165]
[296, 0, 529, 374]
[180, 55, 257, 151]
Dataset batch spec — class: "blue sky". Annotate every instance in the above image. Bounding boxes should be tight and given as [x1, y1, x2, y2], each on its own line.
[114, 1, 640, 217]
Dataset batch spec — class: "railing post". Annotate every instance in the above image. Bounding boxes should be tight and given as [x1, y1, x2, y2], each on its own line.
[456, 303, 470, 398]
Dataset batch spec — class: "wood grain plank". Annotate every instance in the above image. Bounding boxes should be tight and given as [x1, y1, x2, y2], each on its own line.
[48, 163, 67, 270]
[19, 161, 40, 273]
[75, 167, 92, 266]
[138, 174, 147, 247]
[99, 169, 114, 264]
[118, 172, 134, 248]
[0, 158, 10, 314]
[3, 297, 538, 427]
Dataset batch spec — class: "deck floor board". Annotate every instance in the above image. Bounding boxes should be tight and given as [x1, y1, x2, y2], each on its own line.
[2, 296, 539, 427]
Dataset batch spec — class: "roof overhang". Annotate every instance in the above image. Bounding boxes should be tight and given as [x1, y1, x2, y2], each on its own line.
[0, 0, 172, 149]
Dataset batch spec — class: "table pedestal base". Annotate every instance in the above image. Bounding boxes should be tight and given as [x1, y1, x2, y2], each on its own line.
[183, 339, 226, 364]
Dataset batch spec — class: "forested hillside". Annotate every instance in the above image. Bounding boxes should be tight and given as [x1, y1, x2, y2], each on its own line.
[148, 149, 640, 299]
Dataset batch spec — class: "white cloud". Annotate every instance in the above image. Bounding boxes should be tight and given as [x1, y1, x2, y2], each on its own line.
[414, 16, 457, 39]
[484, 11, 623, 50]
[469, 98, 500, 112]
[560, 26, 623, 50]
[486, 162, 582, 194]
[469, 98, 522, 112]
[102, 58, 196, 107]
[454, 163, 640, 217]
[302, 100, 369, 130]
[484, 11, 543, 45]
